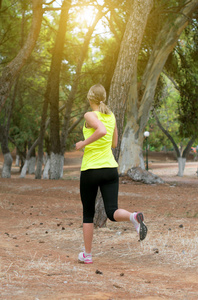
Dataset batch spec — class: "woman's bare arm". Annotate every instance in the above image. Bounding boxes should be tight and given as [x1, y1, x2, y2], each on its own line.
[75, 112, 107, 150]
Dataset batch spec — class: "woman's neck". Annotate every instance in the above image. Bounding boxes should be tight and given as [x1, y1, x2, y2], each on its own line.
[90, 103, 99, 111]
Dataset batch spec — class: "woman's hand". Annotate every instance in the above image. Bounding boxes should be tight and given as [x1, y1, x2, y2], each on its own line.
[75, 141, 85, 151]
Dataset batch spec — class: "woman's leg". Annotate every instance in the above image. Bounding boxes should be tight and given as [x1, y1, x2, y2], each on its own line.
[80, 170, 98, 257]
[100, 168, 147, 241]
[113, 209, 131, 222]
[83, 223, 94, 253]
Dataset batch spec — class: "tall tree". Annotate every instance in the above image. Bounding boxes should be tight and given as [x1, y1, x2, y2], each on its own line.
[26, 1, 109, 179]
[0, 0, 43, 111]
[152, 22, 198, 177]
[117, 0, 198, 174]
[46, 0, 72, 179]
[0, 0, 43, 177]
[94, 0, 198, 227]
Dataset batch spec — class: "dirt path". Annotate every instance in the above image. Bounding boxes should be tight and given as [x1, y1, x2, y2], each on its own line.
[0, 152, 198, 299]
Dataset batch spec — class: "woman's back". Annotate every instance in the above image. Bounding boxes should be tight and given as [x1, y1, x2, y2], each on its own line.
[81, 111, 118, 171]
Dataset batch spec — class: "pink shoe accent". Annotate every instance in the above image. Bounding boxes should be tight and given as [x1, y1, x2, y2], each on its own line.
[78, 251, 93, 264]
[83, 253, 93, 264]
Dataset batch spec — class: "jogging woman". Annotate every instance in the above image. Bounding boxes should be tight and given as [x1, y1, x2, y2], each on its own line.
[75, 84, 147, 264]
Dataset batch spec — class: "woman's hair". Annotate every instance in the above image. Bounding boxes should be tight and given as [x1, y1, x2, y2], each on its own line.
[87, 84, 111, 115]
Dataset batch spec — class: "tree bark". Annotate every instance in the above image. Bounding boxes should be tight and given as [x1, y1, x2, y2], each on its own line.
[0, 125, 13, 178]
[118, 70, 145, 173]
[108, 0, 153, 162]
[0, 0, 43, 111]
[93, 190, 107, 228]
[43, 157, 50, 179]
[48, 0, 71, 179]
[20, 138, 39, 178]
[0, 77, 19, 178]
[118, 0, 198, 174]
[15, 154, 20, 167]
[177, 157, 186, 177]
[35, 98, 49, 179]
[20, 160, 28, 178]
[2, 153, 13, 178]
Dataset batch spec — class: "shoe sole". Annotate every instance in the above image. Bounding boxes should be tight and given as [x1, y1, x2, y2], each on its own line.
[78, 259, 93, 264]
[136, 212, 148, 241]
[78, 257, 93, 264]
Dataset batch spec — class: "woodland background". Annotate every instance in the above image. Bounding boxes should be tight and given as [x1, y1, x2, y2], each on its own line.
[0, 0, 198, 179]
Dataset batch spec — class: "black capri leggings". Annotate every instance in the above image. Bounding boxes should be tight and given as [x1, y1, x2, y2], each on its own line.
[80, 168, 119, 223]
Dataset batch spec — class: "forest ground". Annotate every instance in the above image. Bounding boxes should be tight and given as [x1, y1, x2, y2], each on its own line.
[0, 151, 198, 300]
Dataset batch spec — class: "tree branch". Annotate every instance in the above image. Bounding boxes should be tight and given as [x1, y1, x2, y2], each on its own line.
[44, 0, 56, 5]
[68, 104, 89, 134]
[153, 110, 180, 157]
[162, 70, 180, 91]
[138, 0, 198, 133]
[8, 136, 26, 161]
[182, 137, 196, 158]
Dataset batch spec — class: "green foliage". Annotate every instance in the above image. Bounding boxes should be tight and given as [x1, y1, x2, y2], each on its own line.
[146, 77, 181, 151]
[148, 17, 198, 151]
[165, 20, 198, 138]
[0, 1, 51, 154]
[1, 0, 197, 156]
[138, 0, 188, 79]
[0, 0, 32, 67]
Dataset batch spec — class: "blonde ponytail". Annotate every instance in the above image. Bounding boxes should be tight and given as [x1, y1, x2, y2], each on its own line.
[99, 101, 111, 115]
[87, 84, 112, 115]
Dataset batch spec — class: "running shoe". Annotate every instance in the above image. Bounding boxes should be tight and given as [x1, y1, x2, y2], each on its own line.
[131, 212, 148, 241]
[78, 252, 93, 264]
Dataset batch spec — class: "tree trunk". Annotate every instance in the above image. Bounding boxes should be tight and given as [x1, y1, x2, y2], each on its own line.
[108, 0, 153, 161]
[154, 110, 196, 177]
[119, 0, 198, 174]
[19, 138, 38, 178]
[177, 158, 186, 177]
[94, 190, 107, 228]
[49, 0, 71, 179]
[28, 157, 36, 174]
[27, 142, 36, 174]
[49, 152, 62, 180]
[118, 124, 145, 175]
[35, 98, 49, 179]
[60, 155, 64, 179]
[118, 70, 145, 173]
[2, 153, 13, 178]
[0, 125, 13, 178]
[20, 160, 28, 178]
[0, 0, 43, 111]
[15, 154, 20, 167]
[36, 156, 43, 178]
[43, 158, 50, 179]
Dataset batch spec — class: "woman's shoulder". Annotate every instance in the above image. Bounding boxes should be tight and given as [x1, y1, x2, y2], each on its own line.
[94, 111, 114, 117]
[84, 111, 98, 119]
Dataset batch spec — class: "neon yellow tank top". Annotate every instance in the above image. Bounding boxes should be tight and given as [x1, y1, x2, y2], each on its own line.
[81, 111, 118, 171]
